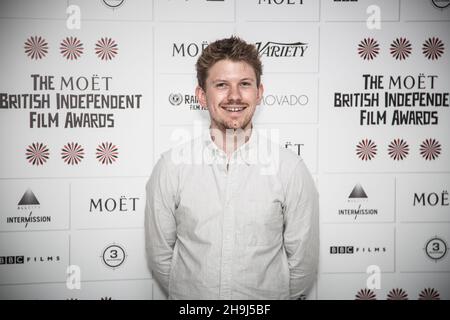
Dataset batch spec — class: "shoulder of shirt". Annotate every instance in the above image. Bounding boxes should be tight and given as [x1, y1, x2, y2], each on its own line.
[158, 135, 203, 168]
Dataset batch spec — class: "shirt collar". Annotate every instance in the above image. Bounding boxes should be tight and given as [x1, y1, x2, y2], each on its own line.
[202, 125, 259, 165]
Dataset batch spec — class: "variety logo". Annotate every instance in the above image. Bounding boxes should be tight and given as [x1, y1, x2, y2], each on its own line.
[101, 244, 127, 269]
[255, 41, 308, 58]
[5, 189, 51, 229]
[424, 236, 448, 262]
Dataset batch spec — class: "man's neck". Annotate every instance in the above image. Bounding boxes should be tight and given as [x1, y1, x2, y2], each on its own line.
[209, 123, 253, 159]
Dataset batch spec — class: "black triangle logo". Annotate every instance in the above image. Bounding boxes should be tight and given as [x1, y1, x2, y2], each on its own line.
[349, 183, 368, 199]
[18, 189, 40, 206]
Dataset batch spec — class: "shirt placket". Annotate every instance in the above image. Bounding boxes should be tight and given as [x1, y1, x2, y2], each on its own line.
[219, 154, 235, 300]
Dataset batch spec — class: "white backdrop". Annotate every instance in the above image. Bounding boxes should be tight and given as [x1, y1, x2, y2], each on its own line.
[0, 0, 449, 300]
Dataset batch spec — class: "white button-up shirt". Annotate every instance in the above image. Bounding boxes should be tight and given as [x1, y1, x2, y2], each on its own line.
[145, 126, 319, 300]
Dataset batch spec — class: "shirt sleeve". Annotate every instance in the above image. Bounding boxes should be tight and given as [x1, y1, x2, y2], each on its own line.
[144, 154, 178, 296]
[282, 159, 319, 300]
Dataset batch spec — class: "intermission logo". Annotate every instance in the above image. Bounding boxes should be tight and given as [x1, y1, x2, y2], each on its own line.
[337, 184, 378, 220]
[89, 196, 140, 214]
[424, 236, 448, 262]
[101, 243, 127, 269]
[5, 189, 51, 228]
[168, 93, 207, 110]
[255, 41, 308, 58]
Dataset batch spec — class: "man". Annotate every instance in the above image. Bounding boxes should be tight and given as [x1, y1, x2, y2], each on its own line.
[145, 36, 319, 300]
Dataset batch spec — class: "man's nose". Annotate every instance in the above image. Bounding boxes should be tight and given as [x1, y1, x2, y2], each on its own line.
[227, 84, 242, 101]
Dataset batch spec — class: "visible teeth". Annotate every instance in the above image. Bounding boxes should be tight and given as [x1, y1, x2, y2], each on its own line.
[223, 107, 244, 112]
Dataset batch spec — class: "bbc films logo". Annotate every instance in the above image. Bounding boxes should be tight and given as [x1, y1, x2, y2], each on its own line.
[101, 243, 127, 269]
[424, 236, 448, 262]
[6, 189, 51, 229]
[337, 183, 378, 220]
[0, 255, 61, 265]
[330, 245, 387, 255]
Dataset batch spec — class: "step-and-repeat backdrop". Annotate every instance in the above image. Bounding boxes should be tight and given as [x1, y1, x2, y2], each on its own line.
[0, 0, 449, 300]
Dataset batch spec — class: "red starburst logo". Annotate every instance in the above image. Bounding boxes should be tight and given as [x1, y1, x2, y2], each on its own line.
[356, 139, 377, 161]
[95, 37, 118, 61]
[96, 142, 119, 165]
[422, 37, 445, 60]
[418, 288, 440, 300]
[387, 288, 408, 300]
[390, 37, 412, 60]
[60, 36, 84, 60]
[26, 142, 50, 166]
[355, 288, 377, 300]
[61, 142, 85, 165]
[388, 138, 409, 161]
[24, 36, 49, 60]
[420, 138, 441, 161]
[358, 38, 380, 60]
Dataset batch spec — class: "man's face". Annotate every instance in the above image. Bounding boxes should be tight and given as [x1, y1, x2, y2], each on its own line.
[196, 59, 263, 131]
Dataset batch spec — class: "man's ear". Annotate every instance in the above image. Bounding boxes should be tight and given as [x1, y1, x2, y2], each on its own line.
[195, 85, 208, 109]
[256, 83, 264, 105]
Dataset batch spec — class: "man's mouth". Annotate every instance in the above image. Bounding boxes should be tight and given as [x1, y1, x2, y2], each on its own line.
[221, 105, 246, 113]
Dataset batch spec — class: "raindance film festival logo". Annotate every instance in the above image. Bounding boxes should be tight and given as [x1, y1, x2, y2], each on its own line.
[338, 183, 378, 220]
[424, 236, 448, 262]
[6, 189, 51, 228]
[101, 243, 127, 269]
[168, 93, 206, 110]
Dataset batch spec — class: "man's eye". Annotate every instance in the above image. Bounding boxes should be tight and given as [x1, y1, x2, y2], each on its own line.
[216, 83, 226, 88]
[241, 82, 251, 87]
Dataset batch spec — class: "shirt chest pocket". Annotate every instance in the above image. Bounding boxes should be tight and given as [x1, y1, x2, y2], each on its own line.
[236, 200, 283, 247]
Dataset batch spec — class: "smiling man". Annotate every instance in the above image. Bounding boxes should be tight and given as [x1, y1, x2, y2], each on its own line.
[145, 36, 319, 300]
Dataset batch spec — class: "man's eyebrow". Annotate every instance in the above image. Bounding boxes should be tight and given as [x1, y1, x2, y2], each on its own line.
[211, 78, 256, 84]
